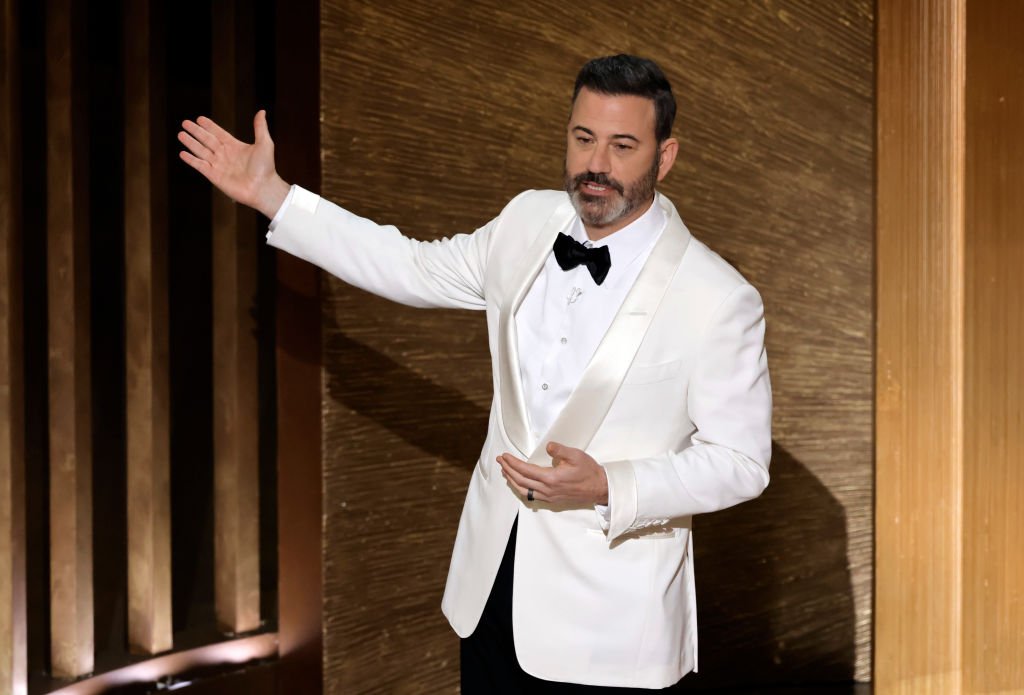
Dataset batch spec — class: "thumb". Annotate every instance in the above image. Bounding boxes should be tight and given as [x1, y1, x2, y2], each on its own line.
[253, 109, 272, 144]
[547, 441, 570, 462]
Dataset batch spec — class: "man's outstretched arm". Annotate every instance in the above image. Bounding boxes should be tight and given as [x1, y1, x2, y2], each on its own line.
[178, 110, 291, 219]
[180, 109, 501, 311]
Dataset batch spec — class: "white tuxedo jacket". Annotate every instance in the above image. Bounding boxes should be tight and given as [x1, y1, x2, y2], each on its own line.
[269, 187, 772, 689]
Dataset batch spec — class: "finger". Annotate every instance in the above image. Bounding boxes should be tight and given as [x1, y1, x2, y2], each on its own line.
[499, 451, 527, 466]
[254, 109, 272, 144]
[177, 130, 212, 159]
[499, 468, 526, 495]
[499, 467, 548, 502]
[196, 115, 234, 142]
[182, 119, 220, 151]
[497, 455, 533, 485]
[499, 454, 555, 485]
[497, 456, 550, 495]
[179, 150, 212, 176]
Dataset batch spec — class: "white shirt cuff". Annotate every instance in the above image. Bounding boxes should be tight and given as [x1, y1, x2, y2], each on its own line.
[594, 467, 611, 530]
[266, 185, 321, 239]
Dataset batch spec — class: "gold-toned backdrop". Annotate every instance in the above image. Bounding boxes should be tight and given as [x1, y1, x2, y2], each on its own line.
[319, 2, 873, 692]
[875, 1, 1024, 692]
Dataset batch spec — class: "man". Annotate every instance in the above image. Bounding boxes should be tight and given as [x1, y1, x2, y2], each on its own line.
[179, 55, 771, 692]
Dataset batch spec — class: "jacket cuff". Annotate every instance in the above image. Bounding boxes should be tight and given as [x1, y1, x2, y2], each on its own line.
[604, 459, 637, 540]
[266, 184, 319, 239]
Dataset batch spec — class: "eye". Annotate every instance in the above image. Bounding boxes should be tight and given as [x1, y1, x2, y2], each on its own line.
[576, 136, 594, 145]
[613, 142, 633, 151]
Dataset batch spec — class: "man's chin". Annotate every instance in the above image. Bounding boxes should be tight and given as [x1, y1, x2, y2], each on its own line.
[571, 192, 615, 221]
[581, 213, 623, 228]
[577, 202, 625, 228]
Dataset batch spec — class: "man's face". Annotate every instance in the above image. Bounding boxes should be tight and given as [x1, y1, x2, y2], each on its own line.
[563, 87, 677, 238]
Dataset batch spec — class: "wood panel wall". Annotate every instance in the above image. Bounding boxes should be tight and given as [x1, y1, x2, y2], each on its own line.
[963, 2, 1024, 689]
[272, 0, 324, 690]
[45, 0, 93, 678]
[124, 0, 172, 657]
[876, 0, 1024, 692]
[210, 0, 262, 637]
[2, 1, 294, 692]
[318, 1, 874, 691]
[1, 0, 27, 691]
[875, 2, 965, 691]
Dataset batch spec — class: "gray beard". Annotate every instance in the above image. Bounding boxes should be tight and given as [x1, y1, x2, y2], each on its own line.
[564, 154, 660, 228]
[571, 189, 630, 227]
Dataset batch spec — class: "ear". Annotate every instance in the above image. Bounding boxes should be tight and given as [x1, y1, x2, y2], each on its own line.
[656, 138, 679, 181]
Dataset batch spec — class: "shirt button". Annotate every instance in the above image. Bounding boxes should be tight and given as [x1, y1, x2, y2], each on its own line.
[541, 383, 549, 390]
[560, 337, 567, 344]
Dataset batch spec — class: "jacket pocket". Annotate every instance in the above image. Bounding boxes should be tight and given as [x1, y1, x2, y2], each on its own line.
[622, 358, 682, 385]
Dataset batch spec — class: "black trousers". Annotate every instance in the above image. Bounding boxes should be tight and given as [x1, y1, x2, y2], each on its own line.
[459, 517, 661, 694]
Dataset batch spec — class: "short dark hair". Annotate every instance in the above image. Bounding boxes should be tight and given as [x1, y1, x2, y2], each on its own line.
[572, 55, 676, 144]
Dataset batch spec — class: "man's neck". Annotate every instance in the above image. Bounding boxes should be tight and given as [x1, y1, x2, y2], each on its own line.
[583, 195, 657, 241]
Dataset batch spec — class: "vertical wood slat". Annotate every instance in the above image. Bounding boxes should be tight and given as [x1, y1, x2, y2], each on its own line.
[211, 0, 261, 634]
[124, 0, 172, 655]
[1, 0, 27, 692]
[876, 0, 966, 692]
[273, 0, 323, 689]
[45, 0, 93, 679]
[963, 0, 1024, 691]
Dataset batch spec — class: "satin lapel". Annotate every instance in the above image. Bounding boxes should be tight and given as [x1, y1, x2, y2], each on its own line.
[497, 200, 578, 456]
[527, 196, 691, 465]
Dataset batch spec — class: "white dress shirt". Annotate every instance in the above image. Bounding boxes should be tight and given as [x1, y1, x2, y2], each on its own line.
[269, 188, 668, 517]
[514, 202, 666, 449]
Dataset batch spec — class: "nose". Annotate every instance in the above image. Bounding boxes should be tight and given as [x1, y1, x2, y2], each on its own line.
[587, 145, 611, 174]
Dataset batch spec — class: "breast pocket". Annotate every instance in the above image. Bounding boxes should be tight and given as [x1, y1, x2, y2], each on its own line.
[622, 358, 682, 385]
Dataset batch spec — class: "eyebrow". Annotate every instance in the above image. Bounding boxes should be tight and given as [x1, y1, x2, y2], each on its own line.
[572, 126, 640, 143]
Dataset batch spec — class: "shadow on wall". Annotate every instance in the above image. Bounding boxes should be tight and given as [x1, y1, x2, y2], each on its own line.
[322, 329, 488, 471]
[317, 328, 855, 689]
[676, 442, 856, 692]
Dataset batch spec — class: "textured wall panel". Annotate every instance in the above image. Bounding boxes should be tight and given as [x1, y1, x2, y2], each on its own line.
[273, 0, 324, 691]
[963, 0, 1023, 691]
[124, 0, 173, 656]
[1, 0, 27, 691]
[46, 0, 93, 678]
[875, 1, 966, 692]
[876, 2, 1024, 692]
[211, 0, 262, 637]
[319, 1, 873, 691]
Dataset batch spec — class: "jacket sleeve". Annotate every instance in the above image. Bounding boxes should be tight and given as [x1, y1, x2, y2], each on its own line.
[602, 283, 772, 540]
[265, 184, 506, 310]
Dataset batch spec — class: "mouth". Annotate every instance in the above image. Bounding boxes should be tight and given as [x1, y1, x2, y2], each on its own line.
[564, 167, 624, 199]
[582, 182, 611, 194]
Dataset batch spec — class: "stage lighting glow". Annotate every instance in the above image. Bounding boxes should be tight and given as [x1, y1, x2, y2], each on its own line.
[47, 633, 278, 695]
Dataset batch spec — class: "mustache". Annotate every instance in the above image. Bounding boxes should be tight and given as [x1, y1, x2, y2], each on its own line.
[571, 172, 624, 196]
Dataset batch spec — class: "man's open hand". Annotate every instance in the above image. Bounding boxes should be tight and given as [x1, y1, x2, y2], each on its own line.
[178, 110, 290, 219]
[498, 441, 609, 506]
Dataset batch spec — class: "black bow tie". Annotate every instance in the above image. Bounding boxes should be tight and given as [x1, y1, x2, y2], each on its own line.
[552, 232, 611, 286]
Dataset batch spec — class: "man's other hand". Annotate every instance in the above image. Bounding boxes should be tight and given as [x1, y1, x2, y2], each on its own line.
[178, 110, 290, 219]
[498, 442, 609, 506]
